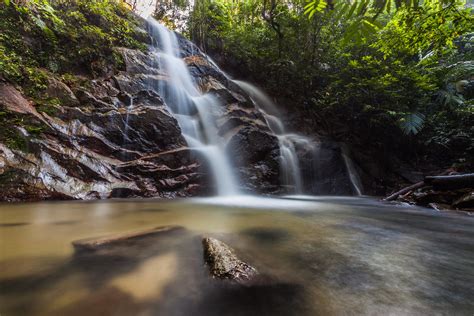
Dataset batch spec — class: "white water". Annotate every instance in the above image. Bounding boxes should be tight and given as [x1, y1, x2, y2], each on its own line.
[341, 145, 363, 196]
[142, 17, 362, 196]
[123, 95, 134, 140]
[146, 18, 239, 196]
[233, 80, 313, 194]
[233, 80, 364, 195]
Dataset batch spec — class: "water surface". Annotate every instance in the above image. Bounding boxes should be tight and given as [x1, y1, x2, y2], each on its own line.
[0, 196, 473, 315]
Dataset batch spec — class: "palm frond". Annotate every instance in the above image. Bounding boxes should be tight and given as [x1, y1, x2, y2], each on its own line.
[399, 112, 425, 135]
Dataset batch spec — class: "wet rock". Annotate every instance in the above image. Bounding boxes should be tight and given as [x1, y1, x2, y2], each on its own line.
[74, 89, 114, 109]
[225, 127, 280, 193]
[45, 78, 79, 106]
[118, 47, 162, 75]
[299, 141, 354, 195]
[0, 164, 74, 202]
[453, 191, 474, 209]
[73, 226, 185, 252]
[202, 237, 258, 284]
[428, 202, 452, 212]
[226, 127, 279, 166]
[0, 84, 39, 116]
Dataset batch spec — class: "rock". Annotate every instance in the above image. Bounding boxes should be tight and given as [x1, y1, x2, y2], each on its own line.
[0, 84, 39, 116]
[72, 226, 185, 252]
[45, 78, 79, 106]
[0, 165, 73, 202]
[74, 88, 114, 109]
[117, 47, 162, 75]
[428, 202, 453, 212]
[453, 191, 474, 209]
[225, 127, 280, 193]
[202, 237, 258, 284]
[226, 127, 279, 166]
[299, 141, 354, 195]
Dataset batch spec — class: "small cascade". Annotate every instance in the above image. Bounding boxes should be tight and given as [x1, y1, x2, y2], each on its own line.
[145, 18, 239, 196]
[123, 95, 134, 139]
[233, 80, 312, 194]
[341, 145, 364, 196]
[233, 80, 364, 196]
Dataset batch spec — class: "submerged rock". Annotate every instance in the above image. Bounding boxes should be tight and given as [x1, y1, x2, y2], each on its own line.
[72, 225, 185, 252]
[202, 237, 258, 284]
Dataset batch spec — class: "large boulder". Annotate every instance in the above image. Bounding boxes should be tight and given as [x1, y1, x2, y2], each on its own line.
[226, 127, 280, 193]
[299, 141, 355, 195]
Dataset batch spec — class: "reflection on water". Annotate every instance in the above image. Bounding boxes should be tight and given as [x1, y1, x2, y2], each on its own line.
[0, 196, 473, 315]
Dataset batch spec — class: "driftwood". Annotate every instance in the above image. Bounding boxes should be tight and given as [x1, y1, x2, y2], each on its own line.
[383, 181, 425, 201]
[72, 225, 184, 252]
[384, 171, 474, 202]
[424, 173, 474, 190]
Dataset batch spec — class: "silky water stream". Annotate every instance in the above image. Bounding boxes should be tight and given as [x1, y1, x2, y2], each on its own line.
[1, 197, 473, 315]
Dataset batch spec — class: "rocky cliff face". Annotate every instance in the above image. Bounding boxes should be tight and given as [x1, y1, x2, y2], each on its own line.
[0, 25, 282, 201]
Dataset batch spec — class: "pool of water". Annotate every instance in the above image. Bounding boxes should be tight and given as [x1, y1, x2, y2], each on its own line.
[0, 196, 473, 315]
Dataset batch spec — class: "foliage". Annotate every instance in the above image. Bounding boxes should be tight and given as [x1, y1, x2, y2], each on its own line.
[0, 0, 148, 152]
[375, 0, 473, 56]
[0, 0, 146, 84]
[0, 111, 45, 152]
[185, 0, 473, 168]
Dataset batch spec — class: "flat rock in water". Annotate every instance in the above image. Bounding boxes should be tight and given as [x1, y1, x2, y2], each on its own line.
[72, 225, 185, 252]
[202, 237, 258, 284]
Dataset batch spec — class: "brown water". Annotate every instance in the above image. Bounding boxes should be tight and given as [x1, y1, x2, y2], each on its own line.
[0, 196, 473, 315]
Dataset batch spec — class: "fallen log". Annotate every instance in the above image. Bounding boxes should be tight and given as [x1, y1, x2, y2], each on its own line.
[383, 181, 425, 201]
[424, 173, 474, 190]
[72, 225, 184, 252]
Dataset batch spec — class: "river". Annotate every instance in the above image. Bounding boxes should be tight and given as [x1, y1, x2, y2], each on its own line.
[1, 197, 473, 315]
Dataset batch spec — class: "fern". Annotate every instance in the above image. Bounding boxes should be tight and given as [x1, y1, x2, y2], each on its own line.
[304, 0, 328, 18]
[399, 112, 425, 135]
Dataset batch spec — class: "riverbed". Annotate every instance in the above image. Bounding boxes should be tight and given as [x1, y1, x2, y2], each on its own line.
[1, 196, 473, 315]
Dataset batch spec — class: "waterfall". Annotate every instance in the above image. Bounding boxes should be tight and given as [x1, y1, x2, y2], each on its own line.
[233, 81, 364, 196]
[140, 17, 362, 196]
[233, 80, 312, 194]
[123, 95, 134, 139]
[341, 145, 363, 196]
[145, 18, 239, 196]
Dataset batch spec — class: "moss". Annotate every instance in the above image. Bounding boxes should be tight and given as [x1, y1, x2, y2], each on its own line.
[112, 49, 127, 71]
[0, 110, 47, 153]
[61, 73, 91, 90]
[0, 0, 149, 154]
[1, 127, 29, 152]
[0, 169, 17, 185]
[1, 0, 148, 83]
[33, 97, 60, 116]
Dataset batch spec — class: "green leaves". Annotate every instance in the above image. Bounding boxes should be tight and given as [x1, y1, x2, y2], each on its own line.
[304, 0, 328, 18]
[375, 1, 473, 57]
[399, 112, 425, 134]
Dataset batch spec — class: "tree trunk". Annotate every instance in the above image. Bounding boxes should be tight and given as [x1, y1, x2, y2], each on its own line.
[424, 173, 474, 190]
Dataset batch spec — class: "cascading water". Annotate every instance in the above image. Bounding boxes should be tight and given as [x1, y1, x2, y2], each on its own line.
[233, 80, 313, 194]
[341, 145, 363, 196]
[233, 80, 363, 196]
[138, 16, 362, 196]
[145, 18, 239, 196]
[123, 95, 134, 139]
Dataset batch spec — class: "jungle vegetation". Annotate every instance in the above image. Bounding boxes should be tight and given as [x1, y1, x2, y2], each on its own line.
[177, 0, 473, 170]
[1, 0, 473, 172]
